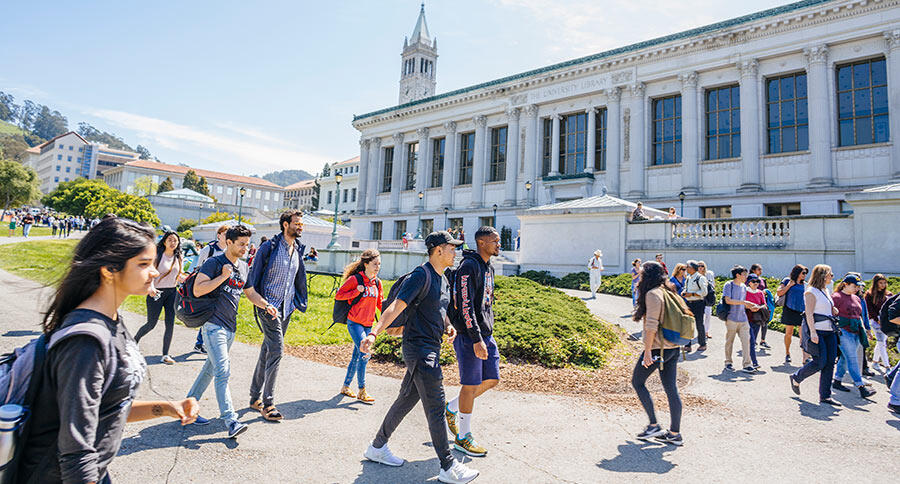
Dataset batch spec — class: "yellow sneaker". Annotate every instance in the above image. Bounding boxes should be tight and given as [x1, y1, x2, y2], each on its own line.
[454, 432, 487, 457]
[445, 404, 458, 437]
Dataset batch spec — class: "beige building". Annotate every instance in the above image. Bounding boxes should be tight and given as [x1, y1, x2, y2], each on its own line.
[284, 179, 316, 211]
[26, 131, 139, 193]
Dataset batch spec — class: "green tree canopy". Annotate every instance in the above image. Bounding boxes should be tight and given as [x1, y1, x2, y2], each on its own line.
[31, 106, 68, 141]
[41, 178, 113, 216]
[84, 191, 160, 226]
[132, 175, 158, 197]
[196, 176, 211, 196]
[157, 176, 174, 193]
[177, 217, 198, 233]
[182, 169, 201, 193]
[77, 122, 133, 151]
[0, 160, 41, 213]
[135, 145, 152, 160]
[201, 210, 250, 225]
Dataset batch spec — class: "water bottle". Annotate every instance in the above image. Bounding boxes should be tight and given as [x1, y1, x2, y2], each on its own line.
[0, 404, 24, 474]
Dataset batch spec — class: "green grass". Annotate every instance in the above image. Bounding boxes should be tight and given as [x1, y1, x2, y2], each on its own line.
[0, 120, 27, 136]
[0, 239, 76, 285]
[5, 226, 55, 238]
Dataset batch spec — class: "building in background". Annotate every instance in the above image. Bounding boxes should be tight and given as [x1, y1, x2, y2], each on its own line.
[26, 131, 139, 193]
[283, 179, 316, 211]
[316, 155, 359, 218]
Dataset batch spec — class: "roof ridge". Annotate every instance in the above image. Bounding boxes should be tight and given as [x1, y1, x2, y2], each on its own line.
[124, 159, 281, 188]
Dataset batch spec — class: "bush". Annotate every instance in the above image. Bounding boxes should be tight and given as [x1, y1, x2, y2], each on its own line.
[519, 270, 560, 287]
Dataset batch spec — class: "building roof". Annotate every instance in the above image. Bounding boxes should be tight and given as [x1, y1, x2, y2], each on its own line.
[410, 3, 431, 45]
[32, 131, 89, 150]
[284, 179, 316, 190]
[332, 155, 360, 167]
[354, 0, 834, 122]
[523, 194, 669, 216]
[122, 159, 281, 189]
[154, 188, 215, 203]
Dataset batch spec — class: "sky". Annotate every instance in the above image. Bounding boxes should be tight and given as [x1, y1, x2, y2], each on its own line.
[1, 0, 792, 179]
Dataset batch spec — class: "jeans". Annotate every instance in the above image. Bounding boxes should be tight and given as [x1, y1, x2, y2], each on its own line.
[631, 348, 682, 433]
[793, 330, 838, 400]
[373, 350, 453, 471]
[343, 320, 371, 388]
[631, 283, 638, 306]
[686, 299, 706, 347]
[250, 306, 291, 406]
[135, 288, 176, 355]
[195, 329, 204, 347]
[834, 328, 864, 386]
[725, 319, 752, 368]
[22, 223, 32, 237]
[748, 323, 760, 366]
[890, 338, 900, 405]
[187, 322, 237, 426]
[871, 320, 890, 367]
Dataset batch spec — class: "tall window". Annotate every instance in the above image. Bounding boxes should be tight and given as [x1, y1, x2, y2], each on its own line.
[394, 220, 407, 240]
[405, 142, 418, 190]
[541, 118, 552, 175]
[767, 73, 809, 153]
[351, 188, 356, 202]
[431, 138, 445, 188]
[371, 221, 382, 240]
[595, 108, 608, 171]
[652, 95, 682, 165]
[421, 219, 434, 235]
[706, 85, 741, 160]
[837, 57, 889, 146]
[490, 126, 507, 182]
[559, 113, 587, 174]
[327, 191, 332, 204]
[382, 147, 394, 192]
[458, 132, 475, 185]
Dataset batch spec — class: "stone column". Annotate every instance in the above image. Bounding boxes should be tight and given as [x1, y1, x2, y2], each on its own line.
[366, 138, 381, 214]
[521, 105, 539, 205]
[628, 82, 646, 198]
[357, 138, 370, 213]
[415, 127, 429, 209]
[586, 106, 597, 173]
[885, 31, 900, 179]
[470, 115, 487, 208]
[441, 122, 457, 208]
[606, 88, 622, 196]
[503, 107, 520, 205]
[389, 133, 404, 213]
[736, 60, 762, 192]
[549, 113, 561, 176]
[805, 45, 834, 188]
[679, 71, 700, 194]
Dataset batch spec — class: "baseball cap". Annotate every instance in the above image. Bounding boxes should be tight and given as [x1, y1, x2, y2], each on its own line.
[424, 230, 463, 250]
[747, 273, 760, 283]
[842, 274, 862, 285]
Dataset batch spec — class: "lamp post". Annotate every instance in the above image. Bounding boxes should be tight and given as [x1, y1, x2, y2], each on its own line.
[678, 191, 686, 217]
[443, 207, 449, 231]
[525, 181, 532, 206]
[492, 203, 498, 227]
[327, 174, 343, 249]
[238, 187, 246, 225]
[415, 191, 424, 238]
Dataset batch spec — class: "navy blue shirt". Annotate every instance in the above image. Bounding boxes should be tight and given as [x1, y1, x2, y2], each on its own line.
[397, 263, 449, 356]
[199, 254, 248, 333]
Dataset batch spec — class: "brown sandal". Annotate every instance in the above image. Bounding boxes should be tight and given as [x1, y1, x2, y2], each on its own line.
[250, 398, 263, 412]
[261, 405, 283, 421]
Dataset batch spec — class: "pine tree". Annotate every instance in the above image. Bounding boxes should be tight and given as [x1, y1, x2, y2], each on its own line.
[182, 169, 201, 192]
[158, 176, 175, 193]
[197, 176, 211, 196]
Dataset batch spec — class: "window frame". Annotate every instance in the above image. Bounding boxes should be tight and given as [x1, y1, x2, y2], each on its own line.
[431, 137, 445, 188]
[371, 221, 383, 240]
[595, 108, 608, 171]
[766, 72, 809, 154]
[559, 113, 587, 174]
[382, 147, 394, 193]
[705, 84, 741, 160]
[652, 94, 682, 166]
[458, 132, 475, 185]
[489, 125, 508, 182]
[836, 57, 889, 147]
[394, 220, 407, 240]
[405, 142, 418, 190]
[541, 118, 552, 176]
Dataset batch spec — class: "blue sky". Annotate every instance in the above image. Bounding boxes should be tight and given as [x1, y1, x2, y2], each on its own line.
[1, 0, 788, 178]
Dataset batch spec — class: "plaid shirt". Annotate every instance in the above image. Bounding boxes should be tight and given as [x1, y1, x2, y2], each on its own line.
[262, 237, 301, 315]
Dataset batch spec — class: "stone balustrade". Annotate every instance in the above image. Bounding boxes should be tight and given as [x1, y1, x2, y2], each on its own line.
[668, 217, 792, 247]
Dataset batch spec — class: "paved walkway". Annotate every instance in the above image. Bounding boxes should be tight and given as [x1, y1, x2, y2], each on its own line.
[1, 263, 897, 482]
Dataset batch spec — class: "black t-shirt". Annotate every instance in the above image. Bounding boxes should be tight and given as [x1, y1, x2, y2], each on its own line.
[199, 254, 248, 333]
[397, 263, 449, 356]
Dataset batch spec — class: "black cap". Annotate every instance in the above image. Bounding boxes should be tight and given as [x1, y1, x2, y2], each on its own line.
[425, 230, 463, 250]
[747, 273, 761, 283]
[842, 274, 862, 285]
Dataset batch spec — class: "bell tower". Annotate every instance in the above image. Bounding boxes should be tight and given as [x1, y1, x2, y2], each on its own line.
[399, 3, 437, 104]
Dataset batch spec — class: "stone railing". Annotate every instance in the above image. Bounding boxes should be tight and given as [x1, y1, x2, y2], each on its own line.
[669, 217, 792, 247]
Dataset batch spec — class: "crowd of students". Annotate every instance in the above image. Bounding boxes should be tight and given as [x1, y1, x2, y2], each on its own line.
[4, 208, 98, 238]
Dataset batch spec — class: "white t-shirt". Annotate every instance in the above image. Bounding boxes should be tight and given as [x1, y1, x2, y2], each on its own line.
[806, 286, 834, 331]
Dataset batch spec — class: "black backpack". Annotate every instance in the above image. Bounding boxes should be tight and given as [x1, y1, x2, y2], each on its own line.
[878, 293, 900, 337]
[381, 265, 432, 337]
[328, 273, 369, 331]
[704, 278, 716, 306]
[175, 269, 223, 328]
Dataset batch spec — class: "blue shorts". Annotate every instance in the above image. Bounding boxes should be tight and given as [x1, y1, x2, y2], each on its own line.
[453, 333, 500, 386]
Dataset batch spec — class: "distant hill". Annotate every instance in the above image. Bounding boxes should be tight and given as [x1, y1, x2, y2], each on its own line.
[0, 120, 27, 137]
[255, 169, 315, 187]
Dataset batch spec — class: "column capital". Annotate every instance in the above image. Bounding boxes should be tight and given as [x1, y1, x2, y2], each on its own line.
[443, 121, 457, 133]
[524, 104, 539, 118]
[416, 127, 430, 138]
[678, 71, 699, 89]
[629, 82, 646, 98]
[738, 59, 758, 78]
[393, 132, 404, 145]
[550, 112, 562, 121]
[359, 137, 370, 149]
[506, 107, 520, 120]
[885, 30, 900, 51]
[585, 105, 599, 115]
[605, 87, 621, 102]
[473, 115, 488, 127]
[371, 137, 381, 149]
[803, 45, 829, 66]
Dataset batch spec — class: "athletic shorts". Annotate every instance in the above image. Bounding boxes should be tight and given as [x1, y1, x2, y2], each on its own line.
[453, 333, 500, 386]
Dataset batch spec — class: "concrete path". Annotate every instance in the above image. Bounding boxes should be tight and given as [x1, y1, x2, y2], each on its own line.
[1, 262, 898, 483]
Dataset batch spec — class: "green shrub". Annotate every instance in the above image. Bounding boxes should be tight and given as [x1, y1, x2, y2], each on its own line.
[558, 272, 589, 290]
[519, 270, 560, 287]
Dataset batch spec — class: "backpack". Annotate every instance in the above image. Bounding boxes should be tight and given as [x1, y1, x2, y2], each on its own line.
[704, 278, 716, 306]
[328, 273, 368, 331]
[381, 265, 433, 337]
[175, 268, 223, 328]
[715, 283, 731, 322]
[879, 293, 900, 337]
[660, 289, 695, 347]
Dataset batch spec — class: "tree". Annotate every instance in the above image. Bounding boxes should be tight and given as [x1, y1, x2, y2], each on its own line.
[157, 176, 175, 193]
[84, 191, 160, 226]
[321, 163, 331, 177]
[42, 178, 115, 216]
[17, 101, 39, 131]
[196, 176, 210, 196]
[0, 134, 31, 163]
[135, 144, 152, 159]
[201, 211, 250, 225]
[0, 92, 16, 122]
[177, 217, 198, 233]
[0, 160, 40, 216]
[312, 177, 321, 210]
[31, 105, 68, 141]
[77, 122, 133, 151]
[132, 175, 158, 197]
[182, 169, 201, 192]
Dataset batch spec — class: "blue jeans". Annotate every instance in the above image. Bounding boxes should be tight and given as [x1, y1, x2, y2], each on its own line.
[22, 223, 32, 237]
[187, 322, 237, 426]
[344, 321, 371, 388]
[834, 328, 863, 386]
[748, 323, 760, 366]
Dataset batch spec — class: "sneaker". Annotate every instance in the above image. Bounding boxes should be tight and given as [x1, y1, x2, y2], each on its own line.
[741, 366, 758, 374]
[454, 432, 487, 457]
[785, 355, 792, 364]
[724, 363, 735, 372]
[227, 421, 248, 439]
[696, 345, 707, 351]
[888, 403, 900, 414]
[445, 404, 458, 437]
[789, 375, 801, 395]
[760, 341, 771, 349]
[654, 431, 683, 446]
[859, 385, 876, 399]
[752, 363, 761, 370]
[194, 343, 207, 354]
[636, 424, 665, 441]
[820, 398, 842, 406]
[192, 416, 211, 426]
[832, 380, 850, 392]
[364, 443, 404, 467]
[862, 368, 876, 377]
[161, 355, 175, 365]
[437, 459, 480, 484]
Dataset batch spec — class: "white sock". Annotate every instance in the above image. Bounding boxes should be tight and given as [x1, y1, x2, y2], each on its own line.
[447, 397, 459, 413]
[458, 412, 472, 437]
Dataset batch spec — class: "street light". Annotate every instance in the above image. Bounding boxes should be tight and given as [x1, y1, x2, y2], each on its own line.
[678, 191, 686, 217]
[238, 186, 246, 225]
[415, 191, 424, 238]
[443, 207, 449, 230]
[525, 181, 532, 206]
[492, 203, 498, 227]
[327, 174, 343, 249]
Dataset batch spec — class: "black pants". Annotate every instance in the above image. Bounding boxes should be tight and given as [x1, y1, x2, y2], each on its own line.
[373, 351, 453, 471]
[793, 330, 838, 400]
[250, 307, 291, 406]
[135, 287, 176, 355]
[686, 299, 707, 347]
[631, 348, 682, 433]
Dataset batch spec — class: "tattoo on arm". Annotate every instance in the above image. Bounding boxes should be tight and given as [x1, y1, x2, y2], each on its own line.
[152, 404, 164, 416]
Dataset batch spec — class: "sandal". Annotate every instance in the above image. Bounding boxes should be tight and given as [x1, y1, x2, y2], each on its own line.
[250, 398, 263, 412]
[261, 405, 284, 421]
[340, 386, 357, 399]
[357, 388, 375, 404]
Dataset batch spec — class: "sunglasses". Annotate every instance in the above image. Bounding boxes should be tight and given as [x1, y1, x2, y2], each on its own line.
[801, 270, 808, 274]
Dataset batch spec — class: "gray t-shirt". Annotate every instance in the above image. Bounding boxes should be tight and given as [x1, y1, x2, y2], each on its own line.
[199, 254, 248, 332]
[724, 281, 748, 322]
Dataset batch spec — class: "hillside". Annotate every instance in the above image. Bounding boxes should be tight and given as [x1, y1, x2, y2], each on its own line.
[0, 120, 27, 136]
[255, 169, 315, 187]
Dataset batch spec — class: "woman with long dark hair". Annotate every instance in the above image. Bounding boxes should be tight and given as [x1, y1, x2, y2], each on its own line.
[335, 249, 383, 404]
[777, 264, 808, 364]
[631, 261, 683, 446]
[865, 274, 893, 371]
[134, 231, 184, 364]
[15, 217, 198, 484]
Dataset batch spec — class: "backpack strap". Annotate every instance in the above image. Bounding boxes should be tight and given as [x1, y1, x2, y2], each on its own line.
[348, 273, 367, 308]
[47, 321, 118, 395]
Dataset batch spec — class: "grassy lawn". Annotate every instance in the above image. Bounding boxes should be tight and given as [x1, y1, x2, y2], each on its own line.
[4, 226, 56, 238]
[0, 239, 76, 285]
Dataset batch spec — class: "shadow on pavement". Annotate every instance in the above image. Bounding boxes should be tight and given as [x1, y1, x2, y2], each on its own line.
[597, 441, 676, 474]
[118, 419, 239, 457]
[238, 394, 365, 422]
[143, 353, 206, 366]
[707, 370, 755, 383]
[353, 457, 441, 484]
[682, 351, 708, 362]
[887, 419, 900, 432]
[793, 397, 841, 421]
[769, 363, 797, 374]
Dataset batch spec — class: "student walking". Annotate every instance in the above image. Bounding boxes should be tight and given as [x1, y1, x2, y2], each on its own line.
[631, 261, 684, 446]
[630, 259, 642, 308]
[134, 231, 184, 364]
[682, 261, 708, 352]
[446, 227, 502, 458]
[789, 265, 842, 405]
[187, 225, 268, 439]
[12, 217, 198, 483]
[865, 274, 893, 371]
[587, 249, 604, 298]
[21, 212, 34, 237]
[744, 274, 769, 369]
[698, 261, 714, 340]
[750, 264, 771, 348]
[723, 265, 761, 374]
[244, 211, 308, 422]
[777, 264, 808, 364]
[336, 249, 383, 404]
[7, 214, 16, 237]
[192, 225, 229, 353]
[359, 231, 479, 484]
[830, 274, 877, 399]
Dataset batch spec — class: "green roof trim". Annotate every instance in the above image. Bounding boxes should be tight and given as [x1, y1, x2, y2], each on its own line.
[353, 0, 835, 123]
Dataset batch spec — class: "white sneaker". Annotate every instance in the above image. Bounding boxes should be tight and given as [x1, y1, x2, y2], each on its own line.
[364, 443, 404, 467]
[162, 355, 175, 365]
[438, 459, 479, 484]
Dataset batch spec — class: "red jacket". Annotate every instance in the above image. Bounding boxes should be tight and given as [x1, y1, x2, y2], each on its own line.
[335, 272, 383, 327]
